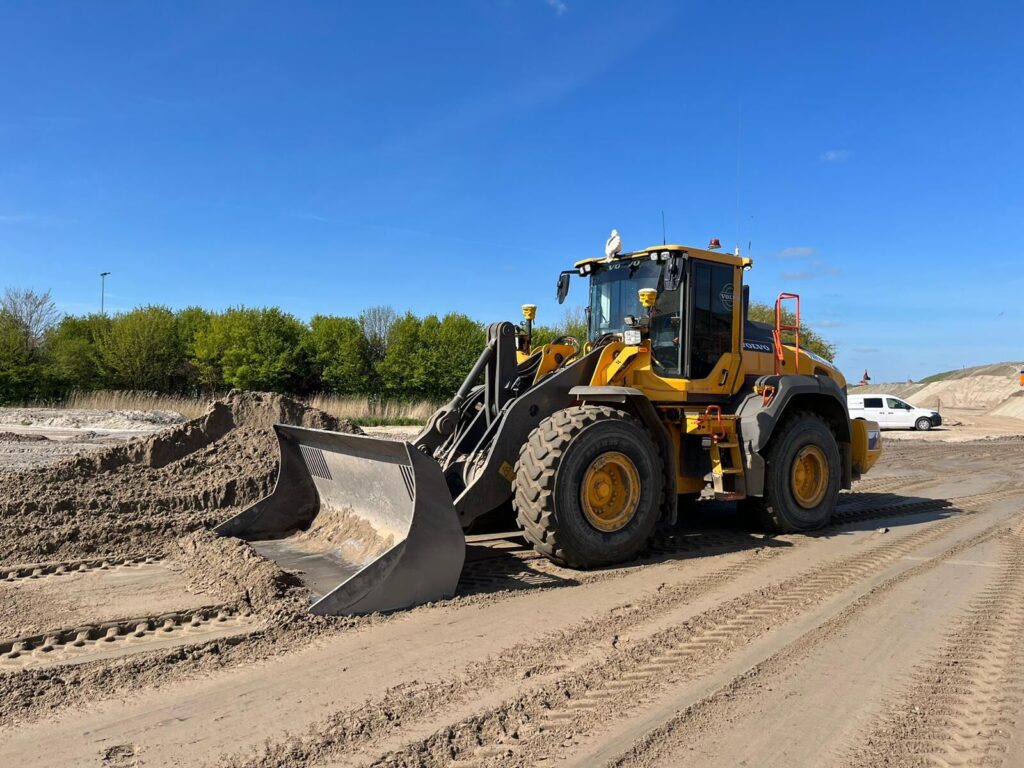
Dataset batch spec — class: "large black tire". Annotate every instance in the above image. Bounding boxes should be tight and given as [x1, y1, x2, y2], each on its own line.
[755, 411, 841, 533]
[915, 417, 932, 431]
[514, 405, 663, 568]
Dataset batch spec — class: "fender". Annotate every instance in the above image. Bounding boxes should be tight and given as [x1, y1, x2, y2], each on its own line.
[568, 385, 678, 525]
[735, 374, 853, 497]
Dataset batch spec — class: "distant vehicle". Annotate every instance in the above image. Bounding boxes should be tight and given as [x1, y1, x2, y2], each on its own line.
[848, 395, 941, 431]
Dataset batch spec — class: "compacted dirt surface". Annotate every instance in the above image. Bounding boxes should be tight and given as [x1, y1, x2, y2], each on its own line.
[2, 407, 1024, 768]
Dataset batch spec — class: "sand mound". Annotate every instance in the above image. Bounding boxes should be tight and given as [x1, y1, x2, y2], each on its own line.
[0, 408, 185, 431]
[0, 391, 362, 564]
[852, 362, 1024, 413]
[0, 432, 49, 443]
[991, 390, 1024, 419]
[168, 530, 307, 614]
[909, 374, 1021, 410]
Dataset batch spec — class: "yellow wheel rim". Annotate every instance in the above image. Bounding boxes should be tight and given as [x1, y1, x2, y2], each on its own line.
[791, 445, 828, 509]
[580, 451, 641, 532]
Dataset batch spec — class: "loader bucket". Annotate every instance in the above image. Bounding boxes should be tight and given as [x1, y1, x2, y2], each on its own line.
[215, 425, 465, 615]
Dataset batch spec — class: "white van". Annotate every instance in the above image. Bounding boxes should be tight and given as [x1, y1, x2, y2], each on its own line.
[848, 394, 942, 431]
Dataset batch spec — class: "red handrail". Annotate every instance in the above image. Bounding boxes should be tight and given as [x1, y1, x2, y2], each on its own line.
[773, 293, 801, 375]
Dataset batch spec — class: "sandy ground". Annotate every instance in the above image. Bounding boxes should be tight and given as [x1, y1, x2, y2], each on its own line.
[0, 407, 185, 469]
[1, 406, 1024, 767]
[880, 407, 1024, 441]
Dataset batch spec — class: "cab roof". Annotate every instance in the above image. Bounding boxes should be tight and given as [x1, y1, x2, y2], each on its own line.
[573, 244, 752, 270]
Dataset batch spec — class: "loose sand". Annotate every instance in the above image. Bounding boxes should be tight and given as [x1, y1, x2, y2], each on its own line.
[1, 393, 1024, 767]
[0, 391, 361, 564]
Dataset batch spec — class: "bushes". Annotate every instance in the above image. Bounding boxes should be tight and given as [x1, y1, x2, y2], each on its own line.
[95, 306, 184, 391]
[0, 290, 838, 406]
[194, 308, 311, 392]
[0, 300, 498, 404]
[47, 314, 111, 391]
[307, 315, 373, 394]
[0, 311, 49, 403]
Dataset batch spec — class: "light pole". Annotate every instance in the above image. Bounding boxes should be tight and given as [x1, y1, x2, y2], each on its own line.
[100, 272, 111, 314]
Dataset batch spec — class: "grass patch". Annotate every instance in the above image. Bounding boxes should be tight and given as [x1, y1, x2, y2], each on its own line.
[307, 395, 435, 426]
[56, 390, 212, 418]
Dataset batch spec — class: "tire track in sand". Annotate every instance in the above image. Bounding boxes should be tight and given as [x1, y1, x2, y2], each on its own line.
[0, 490, 956, 731]
[225, 489, 1022, 768]
[597, 510, 1023, 768]
[839, 519, 1024, 768]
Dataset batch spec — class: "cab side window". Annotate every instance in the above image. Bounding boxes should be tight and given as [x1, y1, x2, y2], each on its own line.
[864, 397, 883, 408]
[886, 398, 905, 409]
[650, 281, 684, 376]
[690, 262, 734, 380]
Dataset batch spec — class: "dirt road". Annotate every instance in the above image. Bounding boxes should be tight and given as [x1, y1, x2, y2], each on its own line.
[2, 427, 1024, 767]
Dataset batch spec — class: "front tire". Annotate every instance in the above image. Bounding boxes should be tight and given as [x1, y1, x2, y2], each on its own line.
[757, 411, 841, 533]
[915, 417, 932, 431]
[514, 405, 663, 568]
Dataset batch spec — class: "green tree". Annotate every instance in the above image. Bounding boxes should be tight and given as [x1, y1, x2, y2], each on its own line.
[94, 306, 184, 390]
[194, 307, 311, 392]
[1, 288, 59, 351]
[359, 305, 397, 366]
[425, 313, 487, 399]
[0, 310, 48, 403]
[747, 302, 836, 362]
[307, 315, 373, 394]
[376, 312, 430, 399]
[175, 306, 213, 391]
[45, 314, 111, 391]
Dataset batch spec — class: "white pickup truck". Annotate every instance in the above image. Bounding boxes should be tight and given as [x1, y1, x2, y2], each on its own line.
[848, 394, 942, 431]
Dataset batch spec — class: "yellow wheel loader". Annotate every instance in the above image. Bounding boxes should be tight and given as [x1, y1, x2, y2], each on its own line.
[216, 239, 881, 614]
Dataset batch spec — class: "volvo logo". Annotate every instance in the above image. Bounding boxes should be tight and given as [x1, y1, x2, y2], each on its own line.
[719, 283, 734, 310]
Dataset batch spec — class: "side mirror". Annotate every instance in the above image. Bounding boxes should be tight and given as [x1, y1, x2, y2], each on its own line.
[663, 253, 683, 292]
[556, 272, 570, 304]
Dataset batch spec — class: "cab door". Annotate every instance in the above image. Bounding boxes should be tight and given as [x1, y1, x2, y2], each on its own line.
[686, 259, 741, 392]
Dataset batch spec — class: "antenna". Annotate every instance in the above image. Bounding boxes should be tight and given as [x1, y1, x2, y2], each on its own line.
[735, 103, 742, 253]
[661, 210, 666, 245]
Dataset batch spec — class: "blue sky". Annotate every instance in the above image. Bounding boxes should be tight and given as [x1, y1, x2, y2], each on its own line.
[1, 1, 1022, 382]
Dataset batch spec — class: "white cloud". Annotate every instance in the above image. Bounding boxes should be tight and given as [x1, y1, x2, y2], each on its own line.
[546, 0, 568, 15]
[782, 260, 842, 281]
[820, 149, 851, 163]
[0, 211, 66, 226]
[778, 246, 816, 258]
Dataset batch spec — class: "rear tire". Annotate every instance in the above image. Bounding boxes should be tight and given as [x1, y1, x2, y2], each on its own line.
[514, 405, 663, 568]
[756, 411, 841, 533]
[915, 417, 932, 431]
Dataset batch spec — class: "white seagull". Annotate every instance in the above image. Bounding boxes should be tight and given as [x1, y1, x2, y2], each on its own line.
[604, 229, 622, 260]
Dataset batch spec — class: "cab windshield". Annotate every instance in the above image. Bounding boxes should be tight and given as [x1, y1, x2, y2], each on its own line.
[588, 258, 661, 340]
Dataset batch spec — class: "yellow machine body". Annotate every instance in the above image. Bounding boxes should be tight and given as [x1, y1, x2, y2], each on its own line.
[522, 243, 881, 500]
[221, 239, 881, 616]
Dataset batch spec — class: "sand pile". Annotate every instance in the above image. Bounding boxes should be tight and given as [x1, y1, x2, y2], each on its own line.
[989, 390, 1024, 419]
[909, 373, 1021, 410]
[0, 391, 362, 564]
[0, 407, 185, 431]
[168, 530, 307, 614]
[0, 432, 49, 443]
[852, 363, 1024, 414]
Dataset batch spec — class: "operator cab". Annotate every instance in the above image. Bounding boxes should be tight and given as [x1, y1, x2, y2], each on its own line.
[560, 244, 746, 382]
